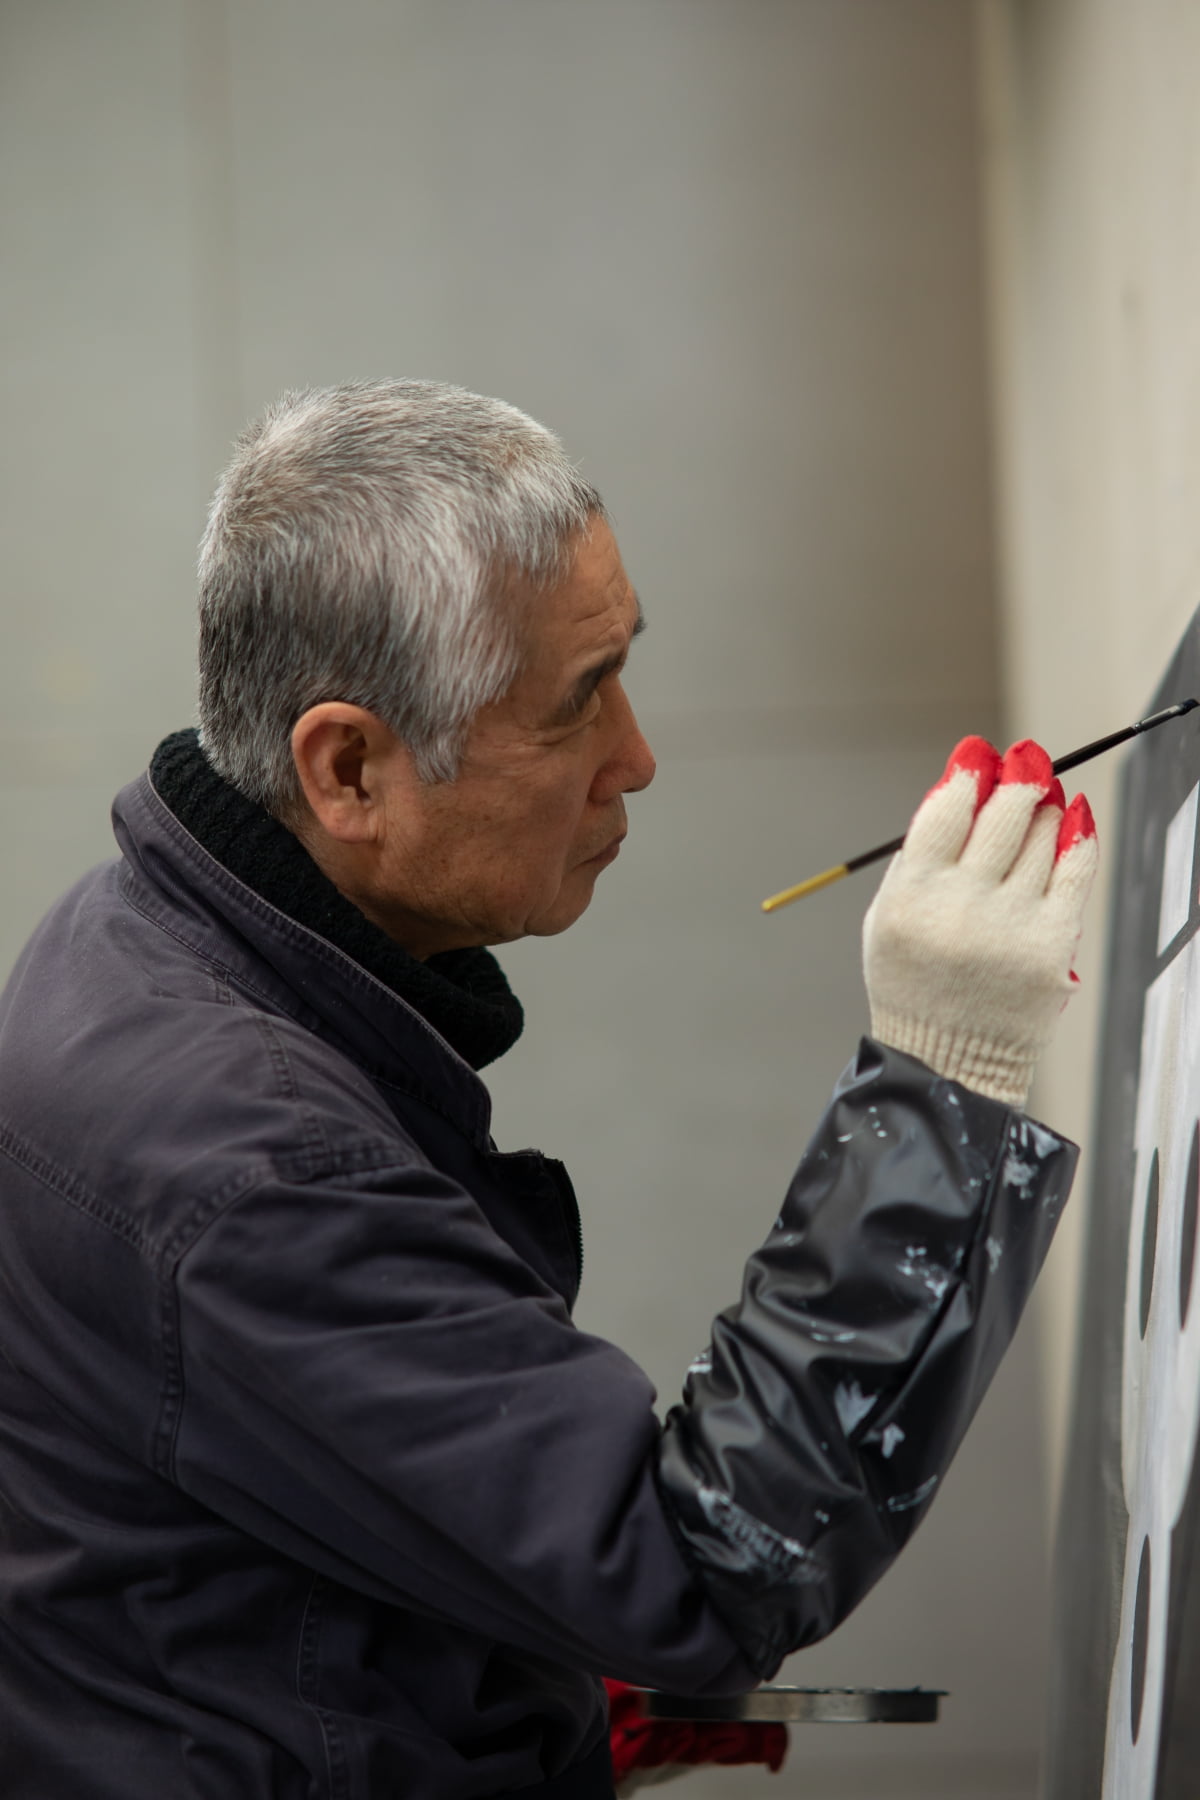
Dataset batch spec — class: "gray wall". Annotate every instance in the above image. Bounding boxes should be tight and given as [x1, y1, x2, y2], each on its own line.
[1, 5, 1040, 1795]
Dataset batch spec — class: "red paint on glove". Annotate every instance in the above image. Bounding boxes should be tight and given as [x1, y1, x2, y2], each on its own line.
[604, 1680, 788, 1784]
[1038, 777, 1067, 811]
[935, 736, 1001, 805]
[999, 738, 1054, 791]
[1056, 792, 1096, 858]
[866, 730, 1099, 1107]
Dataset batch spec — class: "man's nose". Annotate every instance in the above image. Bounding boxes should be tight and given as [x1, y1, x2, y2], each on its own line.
[599, 681, 655, 797]
[622, 715, 656, 793]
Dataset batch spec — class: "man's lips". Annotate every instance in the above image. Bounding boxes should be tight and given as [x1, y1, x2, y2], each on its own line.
[582, 833, 625, 869]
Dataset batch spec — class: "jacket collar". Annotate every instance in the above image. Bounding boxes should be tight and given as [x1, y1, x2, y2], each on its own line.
[147, 731, 523, 1072]
[111, 747, 521, 1146]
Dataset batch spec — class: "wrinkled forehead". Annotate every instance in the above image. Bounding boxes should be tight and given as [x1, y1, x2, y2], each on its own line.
[521, 519, 642, 663]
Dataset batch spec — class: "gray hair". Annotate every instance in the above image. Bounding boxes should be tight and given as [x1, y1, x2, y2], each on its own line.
[197, 379, 605, 815]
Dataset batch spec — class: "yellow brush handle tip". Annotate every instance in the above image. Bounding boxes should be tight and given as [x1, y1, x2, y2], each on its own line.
[761, 864, 850, 912]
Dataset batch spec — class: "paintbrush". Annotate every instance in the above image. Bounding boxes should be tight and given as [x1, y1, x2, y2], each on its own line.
[761, 698, 1200, 913]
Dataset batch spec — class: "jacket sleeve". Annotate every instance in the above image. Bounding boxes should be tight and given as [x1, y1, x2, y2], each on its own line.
[655, 1037, 1077, 1678]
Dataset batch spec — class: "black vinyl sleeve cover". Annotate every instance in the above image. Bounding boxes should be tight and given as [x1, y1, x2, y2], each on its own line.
[655, 1038, 1078, 1679]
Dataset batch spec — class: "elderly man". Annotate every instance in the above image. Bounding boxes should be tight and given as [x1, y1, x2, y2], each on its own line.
[0, 381, 1095, 1799]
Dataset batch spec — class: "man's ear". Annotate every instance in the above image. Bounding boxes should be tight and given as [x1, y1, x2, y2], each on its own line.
[290, 703, 400, 844]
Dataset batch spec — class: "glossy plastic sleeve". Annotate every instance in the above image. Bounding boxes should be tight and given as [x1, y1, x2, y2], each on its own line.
[655, 1038, 1077, 1677]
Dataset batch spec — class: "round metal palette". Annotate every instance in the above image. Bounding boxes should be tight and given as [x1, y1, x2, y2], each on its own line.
[639, 1686, 945, 1724]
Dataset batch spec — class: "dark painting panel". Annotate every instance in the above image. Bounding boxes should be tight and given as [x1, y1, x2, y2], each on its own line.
[1047, 627, 1200, 1800]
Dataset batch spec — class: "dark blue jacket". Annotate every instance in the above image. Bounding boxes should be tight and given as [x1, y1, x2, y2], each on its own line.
[0, 765, 1078, 1798]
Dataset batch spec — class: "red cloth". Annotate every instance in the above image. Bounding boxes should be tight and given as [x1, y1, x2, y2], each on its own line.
[604, 1679, 787, 1783]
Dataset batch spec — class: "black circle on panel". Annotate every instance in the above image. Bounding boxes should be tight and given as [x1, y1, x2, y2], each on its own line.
[1141, 1150, 1160, 1340]
[1131, 1536, 1152, 1744]
[1180, 1122, 1199, 1328]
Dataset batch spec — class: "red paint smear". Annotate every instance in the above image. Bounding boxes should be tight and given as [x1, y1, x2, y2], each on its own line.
[1038, 777, 1067, 811]
[604, 1680, 787, 1780]
[1000, 738, 1054, 790]
[1056, 792, 1096, 857]
[936, 736, 1001, 802]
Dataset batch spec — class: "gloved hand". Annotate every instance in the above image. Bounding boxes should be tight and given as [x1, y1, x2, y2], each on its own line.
[604, 1679, 787, 1797]
[862, 736, 1098, 1108]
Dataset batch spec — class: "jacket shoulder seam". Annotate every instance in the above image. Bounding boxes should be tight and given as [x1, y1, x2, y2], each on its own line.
[159, 1140, 421, 1269]
[245, 1006, 331, 1170]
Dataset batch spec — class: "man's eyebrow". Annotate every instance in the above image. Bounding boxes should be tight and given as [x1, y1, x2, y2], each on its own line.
[555, 597, 646, 721]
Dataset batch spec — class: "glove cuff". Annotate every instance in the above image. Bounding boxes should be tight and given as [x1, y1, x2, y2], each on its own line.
[868, 1010, 1035, 1108]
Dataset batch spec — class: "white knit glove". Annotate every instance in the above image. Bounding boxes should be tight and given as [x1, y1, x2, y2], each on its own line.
[863, 736, 1099, 1108]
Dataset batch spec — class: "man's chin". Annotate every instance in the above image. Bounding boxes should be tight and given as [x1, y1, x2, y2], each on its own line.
[521, 869, 605, 940]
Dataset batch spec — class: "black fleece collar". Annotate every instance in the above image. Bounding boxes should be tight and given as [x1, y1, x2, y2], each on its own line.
[149, 731, 524, 1072]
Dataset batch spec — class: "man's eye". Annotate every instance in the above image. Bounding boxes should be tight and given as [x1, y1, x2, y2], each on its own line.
[557, 691, 601, 730]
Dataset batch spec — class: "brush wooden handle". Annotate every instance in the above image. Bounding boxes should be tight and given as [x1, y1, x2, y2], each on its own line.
[761, 701, 1199, 913]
